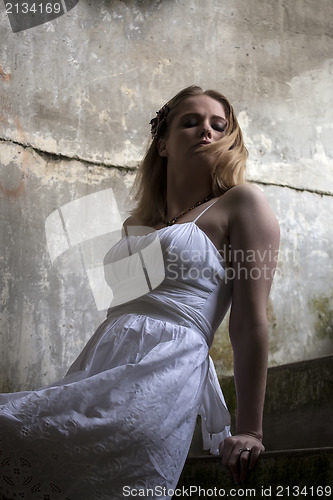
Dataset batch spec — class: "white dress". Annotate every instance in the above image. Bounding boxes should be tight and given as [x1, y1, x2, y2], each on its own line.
[0, 200, 233, 500]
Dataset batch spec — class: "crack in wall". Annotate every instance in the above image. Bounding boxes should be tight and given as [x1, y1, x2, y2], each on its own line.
[0, 137, 136, 173]
[249, 179, 333, 197]
[1, 136, 332, 197]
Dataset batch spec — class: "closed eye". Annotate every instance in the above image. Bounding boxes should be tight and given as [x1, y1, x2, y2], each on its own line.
[183, 119, 198, 128]
[181, 114, 227, 132]
[213, 123, 226, 132]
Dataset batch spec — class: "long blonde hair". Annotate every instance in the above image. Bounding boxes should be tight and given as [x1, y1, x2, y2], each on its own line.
[130, 85, 248, 226]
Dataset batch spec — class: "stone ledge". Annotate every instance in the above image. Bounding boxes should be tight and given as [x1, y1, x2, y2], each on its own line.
[219, 355, 333, 451]
[177, 448, 333, 499]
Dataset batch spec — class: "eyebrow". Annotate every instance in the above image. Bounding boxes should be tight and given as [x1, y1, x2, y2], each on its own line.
[179, 112, 228, 123]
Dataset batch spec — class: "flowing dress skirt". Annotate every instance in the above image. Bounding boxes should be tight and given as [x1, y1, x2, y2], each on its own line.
[0, 312, 221, 500]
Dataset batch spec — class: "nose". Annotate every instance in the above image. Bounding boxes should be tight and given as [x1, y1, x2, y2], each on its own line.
[200, 121, 212, 138]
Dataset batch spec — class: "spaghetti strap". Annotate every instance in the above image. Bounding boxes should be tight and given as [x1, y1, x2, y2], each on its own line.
[193, 198, 220, 223]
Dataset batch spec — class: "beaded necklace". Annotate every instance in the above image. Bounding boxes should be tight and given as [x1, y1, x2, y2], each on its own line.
[164, 195, 213, 226]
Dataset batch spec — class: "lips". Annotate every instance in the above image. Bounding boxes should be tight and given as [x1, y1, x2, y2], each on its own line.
[195, 140, 211, 147]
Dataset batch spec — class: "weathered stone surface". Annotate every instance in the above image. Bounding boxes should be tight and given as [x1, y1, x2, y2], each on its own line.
[215, 356, 333, 452]
[0, 141, 135, 391]
[180, 449, 333, 495]
[0, 0, 332, 189]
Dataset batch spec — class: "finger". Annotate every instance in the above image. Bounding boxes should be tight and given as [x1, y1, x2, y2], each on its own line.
[219, 442, 235, 482]
[220, 440, 233, 468]
[220, 442, 238, 482]
[239, 450, 251, 482]
[249, 447, 262, 470]
[227, 449, 243, 484]
[221, 449, 235, 474]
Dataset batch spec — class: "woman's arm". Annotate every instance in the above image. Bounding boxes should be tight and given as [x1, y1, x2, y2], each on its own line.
[219, 184, 280, 483]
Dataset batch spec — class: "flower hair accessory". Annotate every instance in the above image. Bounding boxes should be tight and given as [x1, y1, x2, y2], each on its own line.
[150, 104, 169, 138]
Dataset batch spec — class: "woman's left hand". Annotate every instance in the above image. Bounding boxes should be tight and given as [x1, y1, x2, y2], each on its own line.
[219, 433, 265, 484]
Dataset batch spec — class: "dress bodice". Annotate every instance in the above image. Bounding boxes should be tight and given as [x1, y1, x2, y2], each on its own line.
[104, 202, 233, 348]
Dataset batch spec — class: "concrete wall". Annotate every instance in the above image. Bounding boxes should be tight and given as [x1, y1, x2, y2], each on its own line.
[0, 0, 332, 391]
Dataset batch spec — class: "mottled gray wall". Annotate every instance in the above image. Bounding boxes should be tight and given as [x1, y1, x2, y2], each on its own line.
[0, 0, 332, 391]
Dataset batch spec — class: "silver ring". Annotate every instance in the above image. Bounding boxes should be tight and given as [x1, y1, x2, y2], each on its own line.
[239, 447, 251, 454]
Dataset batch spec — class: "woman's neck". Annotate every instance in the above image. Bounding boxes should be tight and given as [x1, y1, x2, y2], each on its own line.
[163, 162, 213, 221]
[165, 186, 213, 222]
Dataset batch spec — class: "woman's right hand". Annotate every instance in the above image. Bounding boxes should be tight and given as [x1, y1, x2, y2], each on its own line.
[219, 433, 265, 484]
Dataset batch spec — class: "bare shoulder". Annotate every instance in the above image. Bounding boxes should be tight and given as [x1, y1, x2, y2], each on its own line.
[225, 183, 268, 206]
[226, 183, 275, 212]
[226, 183, 280, 237]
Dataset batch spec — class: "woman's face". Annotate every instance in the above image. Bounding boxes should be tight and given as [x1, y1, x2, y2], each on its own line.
[159, 95, 227, 170]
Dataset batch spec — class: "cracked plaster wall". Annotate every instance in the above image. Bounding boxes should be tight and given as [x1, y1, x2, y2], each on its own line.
[0, 0, 332, 391]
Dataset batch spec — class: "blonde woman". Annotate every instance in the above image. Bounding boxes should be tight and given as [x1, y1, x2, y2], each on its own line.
[0, 86, 279, 499]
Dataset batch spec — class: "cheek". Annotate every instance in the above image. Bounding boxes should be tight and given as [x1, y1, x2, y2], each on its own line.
[166, 128, 195, 155]
[168, 134, 187, 151]
[177, 129, 195, 142]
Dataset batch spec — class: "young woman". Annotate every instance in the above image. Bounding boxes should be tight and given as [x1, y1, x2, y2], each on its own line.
[0, 86, 279, 499]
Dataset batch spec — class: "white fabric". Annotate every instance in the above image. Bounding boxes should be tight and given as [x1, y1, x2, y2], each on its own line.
[0, 206, 233, 500]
